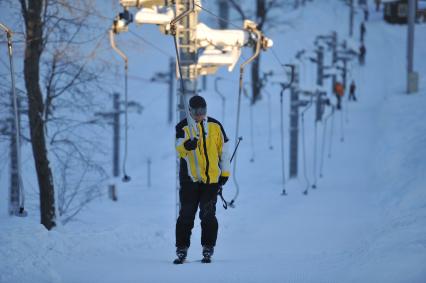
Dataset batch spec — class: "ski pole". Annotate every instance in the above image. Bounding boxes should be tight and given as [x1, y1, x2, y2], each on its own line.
[230, 136, 243, 163]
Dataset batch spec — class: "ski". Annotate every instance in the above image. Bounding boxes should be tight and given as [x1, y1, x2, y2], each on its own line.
[173, 257, 212, 264]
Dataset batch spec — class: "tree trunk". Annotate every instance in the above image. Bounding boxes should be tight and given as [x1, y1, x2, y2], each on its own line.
[251, 52, 261, 104]
[251, 0, 266, 104]
[22, 0, 56, 230]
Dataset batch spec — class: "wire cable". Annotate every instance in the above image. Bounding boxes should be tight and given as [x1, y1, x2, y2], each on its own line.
[340, 107, 345, 142]
[328, 105, 335, 158]
[60, 2, 112, 21]
[231, 74, 243, 207]
[194, 1, 290, 84]
[266, 89, 273, 150]
[194, 3, 243, 29]
[214, 77, 226, 123]
[249, 101, 255, 162]
[129, 30, 174, 58]
[271, 48, 285, 66]
[345, 92, 350, 123]
[312, 121, 318, 189]
[319, 106, 335, 177]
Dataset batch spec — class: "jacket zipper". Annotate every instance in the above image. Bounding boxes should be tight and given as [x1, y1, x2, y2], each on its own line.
[200, 122, 210, 184]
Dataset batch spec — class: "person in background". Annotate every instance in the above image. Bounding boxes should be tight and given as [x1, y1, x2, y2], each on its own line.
[363, 5, 369, 21]
[334, 81, 345, 110]
[360, 22, 366, 43]
[375, 0, 381, 11]
[174, 95, 231, 264]
[359, 44, 366, 65]
[349, 80, 357, 101]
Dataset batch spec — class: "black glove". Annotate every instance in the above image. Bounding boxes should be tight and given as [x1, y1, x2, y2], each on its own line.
[219, 176, 229, 186]
[184, 138, 198, 151]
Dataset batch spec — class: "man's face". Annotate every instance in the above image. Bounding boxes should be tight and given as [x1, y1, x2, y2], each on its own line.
[190, 107, 207, 123]
[191, 113, 206, 123]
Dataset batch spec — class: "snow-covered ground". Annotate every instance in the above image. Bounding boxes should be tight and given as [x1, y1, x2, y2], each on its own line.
[1, 0, 426, 282]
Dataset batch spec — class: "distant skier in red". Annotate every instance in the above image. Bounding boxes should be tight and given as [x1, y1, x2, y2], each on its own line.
[334, 81, 345, 110]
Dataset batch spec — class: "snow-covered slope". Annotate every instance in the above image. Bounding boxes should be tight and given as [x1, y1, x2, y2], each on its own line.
[1, 1, 425, 282]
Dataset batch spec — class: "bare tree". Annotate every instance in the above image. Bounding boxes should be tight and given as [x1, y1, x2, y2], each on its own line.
[13, 0, 112, 229]
[18, 0, 57, 230]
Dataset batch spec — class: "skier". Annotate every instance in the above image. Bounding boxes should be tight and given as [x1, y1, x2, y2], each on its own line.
[375, 0, 381, 11]
[334, 81, 344, 110]
[349, 80, 357, 101]
[359, 44, 366, 65]
[363, 5, 369, 21]
[174, 95, 231, 264]
[360, 22, 366, 43]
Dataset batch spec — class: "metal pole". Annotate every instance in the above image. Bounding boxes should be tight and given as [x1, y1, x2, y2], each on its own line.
[214, 77, 226, 123]
[1, 23, 25, 216]
[172, 0, 201, 180]
[317, 46, 324, 86]
[9, 98, 19, 215]
[312, 115, 318, 189]
[315, 91, 322, 122]
[268, 90, 273, 150]
[113, 93, 120, 178]
[342, 41, 348, 90]
[175, 0, 198, 122]
[168, 58, 175, 124]
[332, 32, 337, 64]
[331, 32, 337, 95]
[174, 0, 199, 218]
[280, 89, 286, 195]
[407, 0, 418, 93]
[249, 102, 255, 162]
[289, 68, 299, 179]
[109, 92, 120, 202]
[343, 59, 348, 90]
[202, 75, 207, 91]
[147, 158, 152, 187]
[349, 0, 354, 37]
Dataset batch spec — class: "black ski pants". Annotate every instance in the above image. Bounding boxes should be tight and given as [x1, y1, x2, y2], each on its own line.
[175, 182, 219, 249]
[336, 94, 342, 110]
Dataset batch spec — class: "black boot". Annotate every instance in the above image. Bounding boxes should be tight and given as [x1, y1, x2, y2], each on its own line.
[202, 246, 214, 263]
[173, 247, 188, 264]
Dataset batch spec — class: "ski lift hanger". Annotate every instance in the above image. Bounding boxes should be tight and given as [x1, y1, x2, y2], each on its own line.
[111, 0, 273, 78]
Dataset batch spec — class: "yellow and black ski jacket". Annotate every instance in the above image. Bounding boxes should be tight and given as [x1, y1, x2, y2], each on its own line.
[175, 117, 231, 184]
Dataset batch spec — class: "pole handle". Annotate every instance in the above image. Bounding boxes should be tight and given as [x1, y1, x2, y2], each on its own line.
[230, 136, 242, 163]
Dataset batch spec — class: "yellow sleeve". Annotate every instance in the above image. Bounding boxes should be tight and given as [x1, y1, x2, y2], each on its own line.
[218, 126, 231, 177]
[175, 124, 189, 158]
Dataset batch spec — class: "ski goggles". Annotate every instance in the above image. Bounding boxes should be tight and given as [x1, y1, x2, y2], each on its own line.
[189, 107, 207, 116]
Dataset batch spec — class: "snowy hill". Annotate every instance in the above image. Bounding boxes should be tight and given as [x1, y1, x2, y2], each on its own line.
[1, 0, 426, 282]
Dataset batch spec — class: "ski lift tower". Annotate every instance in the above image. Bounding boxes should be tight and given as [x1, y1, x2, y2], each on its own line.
[174, 0, 199, 120]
